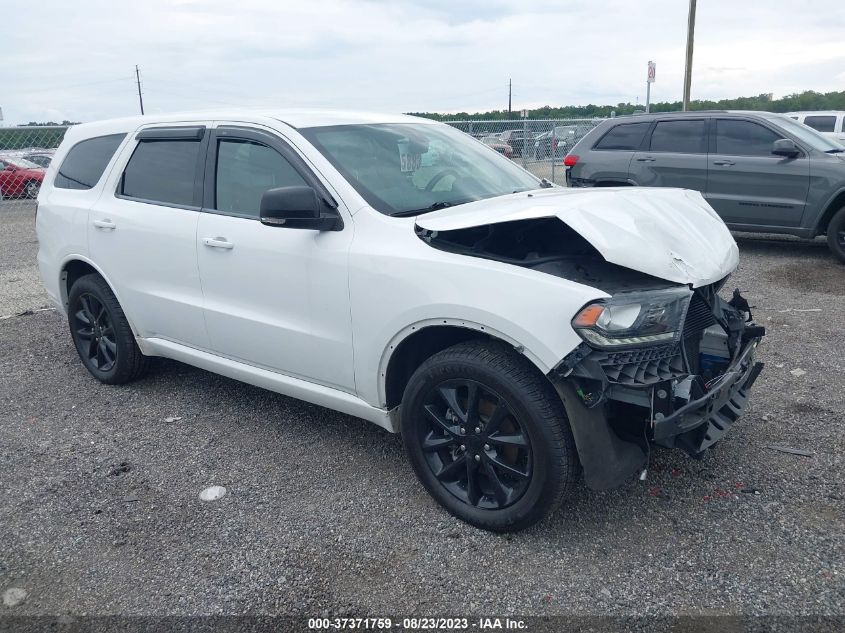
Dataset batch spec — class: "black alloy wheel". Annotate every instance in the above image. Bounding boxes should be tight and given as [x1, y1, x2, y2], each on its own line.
[72, 292, 118, 372]
[67, 273, 152, 384]
[418, 379, 532, 510]
[401, 341, 579, 532]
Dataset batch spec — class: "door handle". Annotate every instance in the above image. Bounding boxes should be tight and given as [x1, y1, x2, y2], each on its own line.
[202, 237, 234, 250]
[713, 160, 735, 166]
[93, 219, 116, 230]
[636, 156, 656, 162]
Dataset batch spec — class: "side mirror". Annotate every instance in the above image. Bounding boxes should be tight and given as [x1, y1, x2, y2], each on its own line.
[772, 138, 800, 158]
[259, 186, 340, 231]
[3, 164, 16, 171]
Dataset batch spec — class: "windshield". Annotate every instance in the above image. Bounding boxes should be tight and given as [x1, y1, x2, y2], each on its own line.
[1, 156, 40, 169]
[764, 114, 844, 152]
[300, 123, 541, 216]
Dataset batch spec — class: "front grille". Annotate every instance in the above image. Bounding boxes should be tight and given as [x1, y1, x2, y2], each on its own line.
[594, 344, 685, 386]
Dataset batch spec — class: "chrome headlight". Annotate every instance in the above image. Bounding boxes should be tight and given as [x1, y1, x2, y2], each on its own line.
[572, 287, 692, 348]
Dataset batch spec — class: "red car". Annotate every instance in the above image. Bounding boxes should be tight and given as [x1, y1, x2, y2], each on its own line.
[0, 156, 45, 199]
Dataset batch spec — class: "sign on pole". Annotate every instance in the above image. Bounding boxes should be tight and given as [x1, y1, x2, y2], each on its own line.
[520, 109, 528, 118]
[645, 61, 656, 113]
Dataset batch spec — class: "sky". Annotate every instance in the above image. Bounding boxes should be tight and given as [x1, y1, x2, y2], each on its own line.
[2, 0, 844, 125]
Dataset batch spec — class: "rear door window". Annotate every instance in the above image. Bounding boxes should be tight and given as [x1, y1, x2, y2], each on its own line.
[714, 119, 781, 156]
[594, 122, 650, 150]
[120, 140, 201, 207]
[55, 134, 125, 190]
[802, 116, 837, 133]
[648, 120, 706, 153]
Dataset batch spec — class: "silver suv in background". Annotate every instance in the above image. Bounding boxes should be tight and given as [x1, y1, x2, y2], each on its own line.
[565, 111, 845, 262]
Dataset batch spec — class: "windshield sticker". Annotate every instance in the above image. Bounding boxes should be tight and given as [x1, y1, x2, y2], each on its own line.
[397, 138, 422, 172]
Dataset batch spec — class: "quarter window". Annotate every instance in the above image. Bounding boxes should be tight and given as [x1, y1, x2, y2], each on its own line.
[55, 134, 125, 190]
[715, 120, 781, 156]
[214, 139, 308, 218]
[803, 116, 837, 133]
[649, 120, 706, 154]
[594, 122, 650, 150]
[120, 140, 201, 206]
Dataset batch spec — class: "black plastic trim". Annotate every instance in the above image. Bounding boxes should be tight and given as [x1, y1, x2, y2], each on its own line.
[135, 126, 206, 141]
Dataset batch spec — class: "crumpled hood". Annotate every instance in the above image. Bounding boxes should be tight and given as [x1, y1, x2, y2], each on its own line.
[415, 187, 738, 287]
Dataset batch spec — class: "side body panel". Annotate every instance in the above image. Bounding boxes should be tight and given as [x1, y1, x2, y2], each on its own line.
[348, 210, 609, 408]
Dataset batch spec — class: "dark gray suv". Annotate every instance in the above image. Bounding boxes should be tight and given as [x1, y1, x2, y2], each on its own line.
[565, 111, 845, 262]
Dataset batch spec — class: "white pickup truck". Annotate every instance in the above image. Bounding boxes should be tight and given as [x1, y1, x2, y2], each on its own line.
[787, 111, 845, 145]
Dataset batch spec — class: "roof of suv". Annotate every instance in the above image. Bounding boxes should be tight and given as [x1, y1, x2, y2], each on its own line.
[63, 110, 434, 139]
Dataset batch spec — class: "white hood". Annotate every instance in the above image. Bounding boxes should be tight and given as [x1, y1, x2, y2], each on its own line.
[415, 187, 739, 288]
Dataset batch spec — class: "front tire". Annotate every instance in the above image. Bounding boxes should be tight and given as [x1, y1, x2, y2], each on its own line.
[67, 274, 152, 384]
[826, 206, 845, 264]
[400, 341, 578, 532]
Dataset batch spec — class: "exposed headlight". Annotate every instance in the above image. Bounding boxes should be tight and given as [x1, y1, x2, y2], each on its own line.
[572, 287, 692, 348]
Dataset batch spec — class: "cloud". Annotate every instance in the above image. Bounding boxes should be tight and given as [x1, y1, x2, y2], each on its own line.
[2, 0, 844, 124]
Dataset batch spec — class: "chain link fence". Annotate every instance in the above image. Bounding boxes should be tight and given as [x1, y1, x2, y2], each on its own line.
[445, 118, 604, 185]
[0, 126, 67, 208]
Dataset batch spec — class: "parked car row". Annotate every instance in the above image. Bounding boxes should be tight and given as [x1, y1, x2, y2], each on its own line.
[0, 154, 47, 199]
[564, 110, 845, 262]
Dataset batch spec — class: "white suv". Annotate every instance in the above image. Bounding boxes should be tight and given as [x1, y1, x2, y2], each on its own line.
[37, 111, 765, 531]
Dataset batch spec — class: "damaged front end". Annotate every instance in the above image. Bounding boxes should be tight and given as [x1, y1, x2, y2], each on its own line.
[550, 282, 765, 490]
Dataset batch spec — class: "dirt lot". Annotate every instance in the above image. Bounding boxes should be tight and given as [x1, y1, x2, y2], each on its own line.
[1, 201, 842, 624]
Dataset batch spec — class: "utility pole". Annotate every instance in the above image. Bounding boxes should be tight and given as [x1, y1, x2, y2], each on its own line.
[135, 65, 145, 115]
[682, 0, 697, 111]
[508, 78, 512, 118]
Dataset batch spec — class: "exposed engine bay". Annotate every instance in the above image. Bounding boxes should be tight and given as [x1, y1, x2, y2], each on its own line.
[416, 217, 677, 293]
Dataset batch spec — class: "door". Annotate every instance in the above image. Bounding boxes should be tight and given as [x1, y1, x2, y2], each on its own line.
[630, 118, 708, 190]
[196, 125, 355, 391]
[706, 118, 809, 227]
[88, 126, 211, 349]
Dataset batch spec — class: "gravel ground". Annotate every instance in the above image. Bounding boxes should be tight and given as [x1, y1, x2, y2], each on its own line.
[0, 202, 843, 622]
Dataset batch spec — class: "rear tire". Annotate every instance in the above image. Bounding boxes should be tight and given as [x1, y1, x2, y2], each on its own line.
[400, 340, 578, 532]
[24, 179, 40, 199]
[67, 274, 152, 384]
[826, 206, 845, 264]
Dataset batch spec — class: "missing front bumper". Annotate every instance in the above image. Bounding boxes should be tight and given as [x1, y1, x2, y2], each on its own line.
[549, 291, 765, 489]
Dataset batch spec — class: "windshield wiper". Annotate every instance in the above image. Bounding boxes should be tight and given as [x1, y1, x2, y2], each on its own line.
[390, 201, 455, 217]
[825, 148, 844, 154]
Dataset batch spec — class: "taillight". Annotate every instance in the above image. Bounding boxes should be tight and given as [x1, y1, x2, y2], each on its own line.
[564, 154, 579, 167]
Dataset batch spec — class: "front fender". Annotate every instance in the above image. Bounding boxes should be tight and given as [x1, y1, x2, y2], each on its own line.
[375, 316, 556, 408]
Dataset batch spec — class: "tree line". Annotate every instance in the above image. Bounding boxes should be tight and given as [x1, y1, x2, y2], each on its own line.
[409, 90, 845, 121]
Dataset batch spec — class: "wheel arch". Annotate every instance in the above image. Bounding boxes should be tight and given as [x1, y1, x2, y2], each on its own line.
[379, 319, 551, 411]
[59, 256, 140, 337]
[813, 188, 845, 237]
